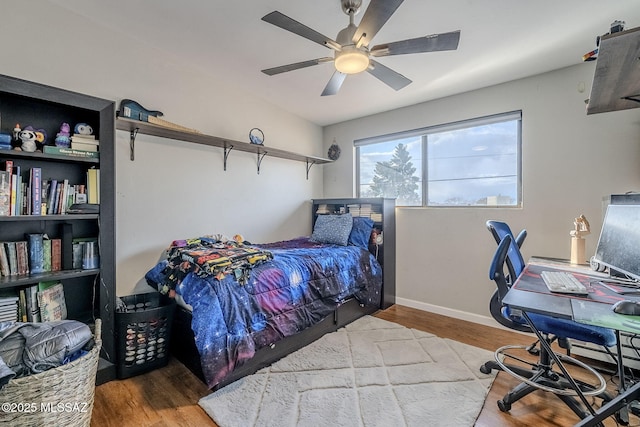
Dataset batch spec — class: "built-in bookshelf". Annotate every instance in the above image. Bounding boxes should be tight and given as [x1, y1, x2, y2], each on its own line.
[0, 74, 115, 384]
[311, 198, 396, 309]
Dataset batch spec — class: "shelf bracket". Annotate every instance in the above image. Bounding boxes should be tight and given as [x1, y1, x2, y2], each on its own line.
[223, 144, 234, 171]
[256, 151, 268, 174]
[306, 160, 317, 180]
[622, 94, 640, 104]
[129, 128, 139, 161]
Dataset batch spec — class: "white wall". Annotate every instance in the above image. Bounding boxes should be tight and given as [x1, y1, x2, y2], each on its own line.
[0, 2, 324, 295]
[323, 64, 640, 325]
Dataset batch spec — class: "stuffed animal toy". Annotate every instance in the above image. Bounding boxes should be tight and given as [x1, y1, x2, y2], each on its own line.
[18, 128, 38, 152]
[55, 122, 71, 147]
[74, 123, 93, 135]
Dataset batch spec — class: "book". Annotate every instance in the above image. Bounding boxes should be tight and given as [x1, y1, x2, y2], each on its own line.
[18, 289, 27, 322]
[42, 237, 51, 272]
[70, 133, 96, 141]
[27, 233, 45, 274]
[87, 168, 99, 204]
[30, 167, 42, 216]
[37, 281, 67, 321]
[59, 179, 69, 214]
[46, 179, 57, 215]
[43, 145, 99, 159]
[0, 244, 9, 276]
[51, 238, 62, 271]
[0, 296, 18, 322]
[10, 170, 16, 216]
[71, 141, 99, 152]
[25, 285, 41, 322]
[6, 242, 17, 275]
[0, 170, 9, 216]
[15, 241, 28, 275]
[3, 160, 12, 176]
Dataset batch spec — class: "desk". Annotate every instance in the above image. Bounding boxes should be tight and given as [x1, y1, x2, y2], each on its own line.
[502, 259, 640, 427]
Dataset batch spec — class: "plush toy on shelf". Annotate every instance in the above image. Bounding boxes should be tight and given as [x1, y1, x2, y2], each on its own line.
[54, 122, 71, 147]
[17, 126, 47, 152]
[17, 127, 38, 152]
[74, 123, 94, 136]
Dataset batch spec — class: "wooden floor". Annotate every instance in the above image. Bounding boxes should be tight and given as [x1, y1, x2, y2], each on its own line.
[91, 304, 636, 426]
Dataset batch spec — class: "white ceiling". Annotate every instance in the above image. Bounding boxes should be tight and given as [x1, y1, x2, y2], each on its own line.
[48, 0, 640, 126]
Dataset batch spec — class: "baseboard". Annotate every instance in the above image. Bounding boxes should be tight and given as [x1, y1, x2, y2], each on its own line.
[395, 297, 529, 335]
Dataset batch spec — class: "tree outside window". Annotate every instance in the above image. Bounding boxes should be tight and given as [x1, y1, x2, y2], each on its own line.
[356, 111, 521, 207]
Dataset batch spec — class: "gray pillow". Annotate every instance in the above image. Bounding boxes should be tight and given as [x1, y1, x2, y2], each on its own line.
[311, 213, 353, 246]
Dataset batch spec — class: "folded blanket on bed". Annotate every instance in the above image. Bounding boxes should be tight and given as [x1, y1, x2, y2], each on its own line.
[159, 237, 273, 294]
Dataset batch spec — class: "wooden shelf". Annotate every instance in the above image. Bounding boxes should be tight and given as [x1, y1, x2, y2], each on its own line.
[0, 268, 99, 289]
[116, 117, 333, 178]
[0, 214, 99, 222]
[587, 26, 640, 115]
[0, 148, 99, 164]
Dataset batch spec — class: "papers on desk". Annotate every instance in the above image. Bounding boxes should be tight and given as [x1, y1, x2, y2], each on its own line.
[571, 298, 640, 334]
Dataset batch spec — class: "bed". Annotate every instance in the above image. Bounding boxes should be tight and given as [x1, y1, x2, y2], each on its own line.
[144, 212, 385, 390]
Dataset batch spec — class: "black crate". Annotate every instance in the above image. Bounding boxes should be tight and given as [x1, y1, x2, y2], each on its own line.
[116, 293, 175, 379]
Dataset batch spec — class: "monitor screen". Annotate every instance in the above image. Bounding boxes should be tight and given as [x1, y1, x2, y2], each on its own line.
[594, 204, 640, 282]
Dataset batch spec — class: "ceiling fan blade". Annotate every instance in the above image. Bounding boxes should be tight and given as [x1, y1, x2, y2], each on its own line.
[262, 57, 334, 76]
[367, 60, 412, 91]
[262, 11, 341, 51]
[352, 0, 404, 47]
[370, 31, 461, 57]
[321, 71, 347, 96]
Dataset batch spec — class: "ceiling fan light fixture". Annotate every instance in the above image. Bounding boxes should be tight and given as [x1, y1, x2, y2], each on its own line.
[334, 47, 369, 74]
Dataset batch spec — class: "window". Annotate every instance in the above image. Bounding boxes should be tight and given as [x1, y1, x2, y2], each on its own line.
[356, 111, 521, 207]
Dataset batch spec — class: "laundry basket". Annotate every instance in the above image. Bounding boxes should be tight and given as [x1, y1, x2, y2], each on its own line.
[0, 319, 102, 427]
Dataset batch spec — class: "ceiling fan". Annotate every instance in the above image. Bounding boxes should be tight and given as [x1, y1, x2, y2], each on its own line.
[261, 0, 460, 96]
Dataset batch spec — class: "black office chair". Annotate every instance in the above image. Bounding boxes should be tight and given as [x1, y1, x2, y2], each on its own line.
[481, 234, 618, 421]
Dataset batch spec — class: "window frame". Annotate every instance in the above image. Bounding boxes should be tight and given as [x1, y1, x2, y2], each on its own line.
[355, 111, 522, 208]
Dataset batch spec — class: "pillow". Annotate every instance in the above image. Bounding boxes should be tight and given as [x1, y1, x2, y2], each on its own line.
[349, 217, 375, 249]
[311, 213, 353, 246]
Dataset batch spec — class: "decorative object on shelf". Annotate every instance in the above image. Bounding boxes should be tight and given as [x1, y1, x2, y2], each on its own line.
[118, 98, 200, 132]
[12, 123, 21, 143]
[74, 123, 94, 135]
[118, 98, 163, 122]
[570, 214, 590, 265]
[17, 126, 40, 152]
[327, 143, 341, 160]
[249, 127, 264, 145]
[54, 122, 71, 147]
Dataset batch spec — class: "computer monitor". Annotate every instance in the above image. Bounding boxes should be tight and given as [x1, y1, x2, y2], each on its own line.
[594, 204, 640, 282]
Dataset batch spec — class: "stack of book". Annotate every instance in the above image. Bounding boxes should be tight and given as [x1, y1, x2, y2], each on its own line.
[0, 296, 18, 322]
[71, 132, 99, 152]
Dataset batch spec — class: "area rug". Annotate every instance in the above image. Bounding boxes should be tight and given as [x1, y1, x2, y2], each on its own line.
[199, 316, 497, 427]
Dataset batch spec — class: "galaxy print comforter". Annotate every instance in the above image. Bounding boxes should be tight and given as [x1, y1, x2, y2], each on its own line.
[145, 237, 382, 389]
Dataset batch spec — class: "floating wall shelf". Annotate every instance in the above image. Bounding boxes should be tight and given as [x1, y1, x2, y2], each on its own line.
[115, 117, 333, 178]
[587, 26, 640, 115]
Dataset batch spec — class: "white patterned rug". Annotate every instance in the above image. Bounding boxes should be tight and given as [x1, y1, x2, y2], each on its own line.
[199, 316, 496, 427]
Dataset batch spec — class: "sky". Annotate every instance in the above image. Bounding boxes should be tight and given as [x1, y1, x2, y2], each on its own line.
[358, 120, 519, 206]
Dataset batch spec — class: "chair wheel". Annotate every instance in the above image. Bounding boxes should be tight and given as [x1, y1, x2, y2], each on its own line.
[480, 364, 492, 374]
[497, 400, 511, 412]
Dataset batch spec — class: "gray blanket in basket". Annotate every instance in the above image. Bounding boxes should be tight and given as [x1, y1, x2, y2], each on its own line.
[0, 320, 92, 389]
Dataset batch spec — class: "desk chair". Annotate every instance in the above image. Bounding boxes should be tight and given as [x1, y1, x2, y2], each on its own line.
[485, 220, 533, 333]
[481, 234, 618, 420]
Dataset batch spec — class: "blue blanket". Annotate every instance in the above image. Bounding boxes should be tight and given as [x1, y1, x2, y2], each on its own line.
[145, 237, 382, 388]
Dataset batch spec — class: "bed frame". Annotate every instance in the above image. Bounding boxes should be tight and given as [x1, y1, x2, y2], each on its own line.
[169, 197, 395, 389]
[171, 298, 377, 389]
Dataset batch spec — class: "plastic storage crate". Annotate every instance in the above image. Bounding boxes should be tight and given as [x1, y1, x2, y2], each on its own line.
[116, 293, 175, 379]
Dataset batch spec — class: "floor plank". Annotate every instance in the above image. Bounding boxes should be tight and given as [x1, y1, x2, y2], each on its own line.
[92, 304, 635, 426]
